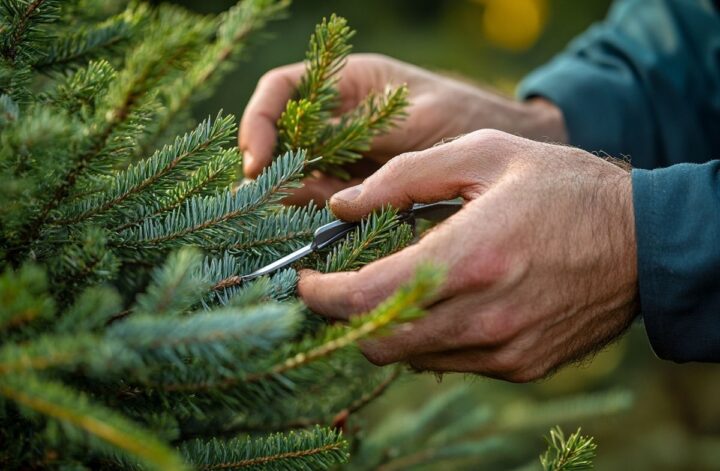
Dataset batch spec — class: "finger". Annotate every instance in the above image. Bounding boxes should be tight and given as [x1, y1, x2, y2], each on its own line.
[240, 55, 388, 179]
[356, 291, 520, 365]
[282, 176, 364, 207]
[239, 63, 306, 178]
[299, 190, 508, 319]
[329, 130, 513, 221]
[363, 95, 438, 159]
[298, 241, 433, 319]
[406, 345, 540, 382]
[406, 348, 510, 378]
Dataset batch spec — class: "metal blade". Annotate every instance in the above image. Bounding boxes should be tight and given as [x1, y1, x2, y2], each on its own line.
[409, 200, 464, 222]
[239, 200, 464, 282]
[242, 244, 314, 281]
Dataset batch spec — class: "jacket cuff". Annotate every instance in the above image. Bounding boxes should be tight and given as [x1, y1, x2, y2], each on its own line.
[632, 163, 720, 362]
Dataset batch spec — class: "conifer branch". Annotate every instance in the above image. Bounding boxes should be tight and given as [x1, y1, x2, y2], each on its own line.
[13, 9, 213, 253]
[276, 14, 408, 177]
[133, 248, 209, 317]
[33, 7, 144, 70]
[0, 0, 51, 62]
[309, 84, 409, 175]
[540, 427, 597, 471]
[276, 15, 352, 153]
[181, 427, 348, 470]
[113, 148, 240, 232]
[165, 264, 442, 393]
[108, 304, 300, 371]
[54, 285, 121, 333]
[267, 264, 441, 377]
[323, 208, 413, 273]
[0, 334, 130, 374]
[116, 150, 305, 249]
[47, 226, 119, 296]
[0, 375, 188, 471]
[210, 204, 332, 255]
[54, 113, 236, 225]
[342, 366, 401, 417]
[147, 0, 289, 142]
[0, 263, 55, 332]
[47, 59, 117, 115]
[299, 14, 353, 104]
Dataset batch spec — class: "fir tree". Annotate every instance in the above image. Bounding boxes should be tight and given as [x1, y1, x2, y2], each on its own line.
[0, 2, 613, 469]
[0, 2, 430, 469]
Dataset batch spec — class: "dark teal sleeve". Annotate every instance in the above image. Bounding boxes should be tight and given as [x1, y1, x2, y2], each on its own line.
[518, 0, 720, 362]
[517, 0, 720, 169]
[633, 163, 720, 362]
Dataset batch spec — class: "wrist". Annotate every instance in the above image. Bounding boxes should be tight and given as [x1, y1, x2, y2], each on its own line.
[605, 168, 640, 320]
[518, 97, 568, 144]
[465, 91, 568, 144]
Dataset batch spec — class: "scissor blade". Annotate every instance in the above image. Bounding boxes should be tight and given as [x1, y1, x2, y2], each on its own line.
[410, 200, 463, 222]
[242, 244, 314, 281]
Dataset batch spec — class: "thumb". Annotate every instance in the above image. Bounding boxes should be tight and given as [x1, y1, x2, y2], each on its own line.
[329, 130, 509, 221]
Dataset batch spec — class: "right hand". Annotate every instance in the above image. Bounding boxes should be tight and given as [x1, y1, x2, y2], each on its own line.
[298, 129, 637, 382]
[239, 53, 567, 205]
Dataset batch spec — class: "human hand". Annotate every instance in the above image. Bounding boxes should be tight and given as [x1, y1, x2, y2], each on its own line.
[239, 54, 566, 205]
[298, 130, 638, 382]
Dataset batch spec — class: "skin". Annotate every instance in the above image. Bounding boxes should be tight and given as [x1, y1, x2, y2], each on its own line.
[239, 53, 566, 205]
[239, 54, 639, 382]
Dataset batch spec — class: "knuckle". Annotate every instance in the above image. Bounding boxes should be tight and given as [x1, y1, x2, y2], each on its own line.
[258, 68, 281, 87]
[480, 312, 519, 345]
[489, 347, 525, 374]
[362, 346, 393, 366]
[385, 152, 418, 173]
[347, 285, 380, 314]
[365, 152, 418, 194]
[506, 367, 544, 383]
[457, 245, 513, 288]
[258, 65, 295, 88]
[470, 128, 516, 147]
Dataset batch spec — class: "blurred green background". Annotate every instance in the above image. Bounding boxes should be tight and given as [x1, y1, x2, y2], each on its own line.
[173, 0, 613, 116]
[168, 0, 720, 468]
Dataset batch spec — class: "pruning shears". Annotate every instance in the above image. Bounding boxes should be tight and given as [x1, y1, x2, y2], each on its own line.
[241, 200, 464, 282]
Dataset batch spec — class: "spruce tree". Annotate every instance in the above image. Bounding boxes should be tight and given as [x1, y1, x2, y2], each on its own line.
[0, 2, 431, 469]
[0, 2, 618, 469]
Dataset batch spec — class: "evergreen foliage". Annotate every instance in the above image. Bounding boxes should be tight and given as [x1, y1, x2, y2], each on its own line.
[0, 2, 613, 469]
[276, 14, 409, 178]
[540, 427, 597, 471]
[348, 384, 627, 470]
[0, 2, 423, 469]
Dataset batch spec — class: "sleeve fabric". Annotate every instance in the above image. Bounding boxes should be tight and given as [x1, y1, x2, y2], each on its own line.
[518, 0, 720, 170]
[633, 163, 720, 362]
[518, 0, 720, 362]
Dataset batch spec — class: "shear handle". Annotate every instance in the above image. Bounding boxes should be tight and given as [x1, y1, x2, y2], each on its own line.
[311, 200, 463, 251]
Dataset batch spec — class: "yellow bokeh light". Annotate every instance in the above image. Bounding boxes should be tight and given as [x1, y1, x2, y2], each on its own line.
[477, 0, 547, 51]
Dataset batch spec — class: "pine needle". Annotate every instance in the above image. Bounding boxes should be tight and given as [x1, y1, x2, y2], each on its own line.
[540, 426, 597, 471]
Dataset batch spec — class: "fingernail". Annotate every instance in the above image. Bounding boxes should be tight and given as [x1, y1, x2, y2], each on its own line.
[333, 185, 363, 203]
[243, 151, 254, 167]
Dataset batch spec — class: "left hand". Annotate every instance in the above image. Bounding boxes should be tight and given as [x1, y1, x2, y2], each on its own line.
[298, 130, 639, 382]
[238, 54, 565, 205]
